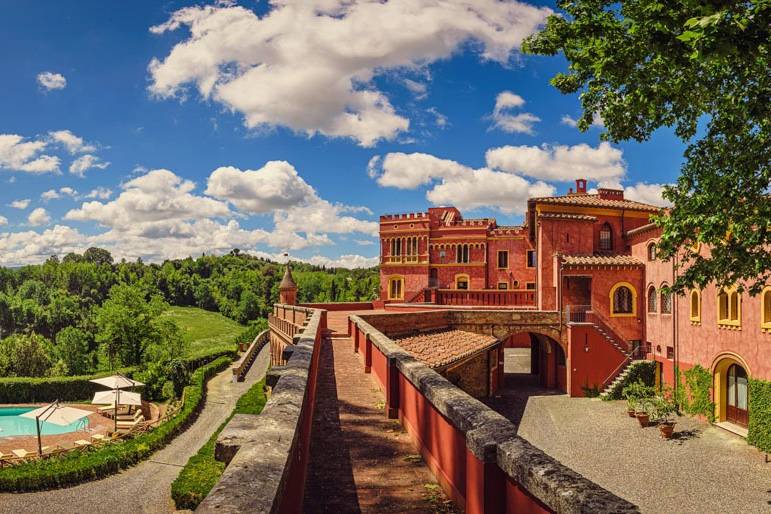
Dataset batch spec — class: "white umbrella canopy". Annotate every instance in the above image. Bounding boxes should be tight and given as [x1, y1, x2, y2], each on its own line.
[20, 405, 93, 426]
[89, 375, 144, 389]
[92, 390, 142, 406]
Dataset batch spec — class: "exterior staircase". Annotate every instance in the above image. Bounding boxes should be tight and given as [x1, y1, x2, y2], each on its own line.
[599, 360, 649, 399]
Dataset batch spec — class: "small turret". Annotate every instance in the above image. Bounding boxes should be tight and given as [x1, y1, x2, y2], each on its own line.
[279, 262, 298, 305]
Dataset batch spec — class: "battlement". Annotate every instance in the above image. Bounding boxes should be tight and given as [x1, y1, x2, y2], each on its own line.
[380, 212, 428, 221]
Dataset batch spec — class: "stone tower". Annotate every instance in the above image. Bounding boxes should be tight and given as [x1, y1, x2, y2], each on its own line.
[279, 262, 298, 305]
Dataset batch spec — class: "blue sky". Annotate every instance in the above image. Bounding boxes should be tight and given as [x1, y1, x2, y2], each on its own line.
[0, 0, 685, 267]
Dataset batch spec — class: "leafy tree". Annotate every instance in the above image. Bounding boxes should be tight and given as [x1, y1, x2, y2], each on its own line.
[55, 326, 92, 375]
[83, 247, 114, 266]
[0, 333, 53, 377]
[524, 0, 770, 293]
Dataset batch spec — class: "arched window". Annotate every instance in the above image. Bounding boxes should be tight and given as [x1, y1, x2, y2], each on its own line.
[455, 244, 470, 264]
[388, 276, 404, 300]
[717, 290, 730, 321]
[647, 285, 657, 313]
[729, 291, 740, 322]
[455, 274, 469, 290]
[660, 285, 672, 314]
[610, 282, 636, 316]
[690, 290, 701, 323]
[647, 242, 656, 261]
[717, 288, 741, 327]
[762, 287, 771, 329]
[599, 223, 613, 251]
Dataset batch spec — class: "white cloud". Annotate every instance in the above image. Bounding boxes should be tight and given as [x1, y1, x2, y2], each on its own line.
[561, 113, 604, 129]
[427, 107, 448, 129]
[490, 91, 540, 134]
[37, 72, 67, 91]
[10, 199, 31, 209]
[49, 130, 96, 154]
[85, 187, 113, 200]
[0, 216, 7, 226]
[69, 154, 110, 177]
[41, 187, 78, 201]
[403, 79, 428, 98]
[0, 225, 90, 266]
[28, 208, 51, 226]
[355, 239, 375, 246]
[371, 152, 555, 214]
[485, 142, 625, 182]
[252, 250, 378, 269]
[0, 134, 60, 174]
[148, 1, 551, 147]
[623, 183, 672, 207]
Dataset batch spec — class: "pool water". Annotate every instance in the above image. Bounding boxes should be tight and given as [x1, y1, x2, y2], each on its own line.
[0, 407, 89, 438]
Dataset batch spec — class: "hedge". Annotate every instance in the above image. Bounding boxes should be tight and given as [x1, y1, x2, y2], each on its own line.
[0, 355, 233, 492]
[0, 348, 236, 404]
[602, 360, 656, 400]
[748, 378, 771, 453]
[171, 379, 267, 510]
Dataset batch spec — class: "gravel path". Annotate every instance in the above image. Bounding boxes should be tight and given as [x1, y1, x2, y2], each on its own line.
[0, 347, 270, 514]
[505, 392, 771, 514]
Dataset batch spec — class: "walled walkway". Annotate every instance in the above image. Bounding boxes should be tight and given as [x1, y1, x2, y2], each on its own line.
[302, 335, 455, 513]
[0, 347, 270, 514]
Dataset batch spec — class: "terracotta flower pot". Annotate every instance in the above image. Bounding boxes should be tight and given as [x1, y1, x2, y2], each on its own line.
[627, 409, 636, 418]
[659, 422, 675, 439]
[635, 412, 650, 427]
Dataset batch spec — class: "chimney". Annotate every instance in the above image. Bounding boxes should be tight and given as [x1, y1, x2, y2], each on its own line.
[575, 178, 587, 194]
[597, 188, 625, 201]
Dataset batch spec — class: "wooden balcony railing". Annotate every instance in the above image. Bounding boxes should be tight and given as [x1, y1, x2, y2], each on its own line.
[434, 288, 536, 307]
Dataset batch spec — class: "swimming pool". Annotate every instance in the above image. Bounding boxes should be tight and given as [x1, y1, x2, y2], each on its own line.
[0, 407, 89, 438]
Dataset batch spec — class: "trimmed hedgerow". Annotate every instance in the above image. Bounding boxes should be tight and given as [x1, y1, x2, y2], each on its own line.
[0, 356, 232, 492]
[748, 378, 771, 453]
[682, 365, 715, 421]
[0, 348, 236, 404]
[602, 360, 656, 400]
[171, 379, 267, 510]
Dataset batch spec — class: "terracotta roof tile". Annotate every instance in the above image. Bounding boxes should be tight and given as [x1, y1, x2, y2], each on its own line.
[625, 222, 659, 238]
[532, 193, 661, 212]
[393, 329, 498, 369]
[562, 255, 644, 267]
[538, 213, 597, 221]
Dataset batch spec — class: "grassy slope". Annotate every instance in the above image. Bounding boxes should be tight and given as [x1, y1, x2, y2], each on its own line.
[171, 379, 267, 510]
[160, 306, 245, 357]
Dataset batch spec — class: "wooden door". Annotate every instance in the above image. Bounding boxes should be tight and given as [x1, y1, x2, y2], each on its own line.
[726, 364, 749, 427]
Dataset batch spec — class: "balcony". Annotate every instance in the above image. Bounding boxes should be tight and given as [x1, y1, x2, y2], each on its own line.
[433, 288, 536, 307]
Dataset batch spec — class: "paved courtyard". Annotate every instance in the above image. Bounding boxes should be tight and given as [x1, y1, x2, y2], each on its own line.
[489, 386, 771, 514]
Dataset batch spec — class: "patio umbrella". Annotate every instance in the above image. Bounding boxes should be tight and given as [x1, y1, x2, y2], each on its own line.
[89, 374, 144, 432]
[91, 390, 142, 406]
[20, 402, 92, 455]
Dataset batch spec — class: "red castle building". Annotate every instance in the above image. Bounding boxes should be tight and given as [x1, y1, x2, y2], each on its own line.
[378, 179, 768, 433]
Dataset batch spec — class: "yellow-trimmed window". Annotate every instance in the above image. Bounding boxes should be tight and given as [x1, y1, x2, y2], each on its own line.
[610, 282, 637, 317]
[717, 288, 741, 327]
[455, 274, 469, 290]
[388, 276, 404, 300]
[690, 290, 701, 323]
[762, 287, 771, 329]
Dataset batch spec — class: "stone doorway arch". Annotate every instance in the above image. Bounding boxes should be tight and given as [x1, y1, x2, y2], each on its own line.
[712, 353, 751, 427]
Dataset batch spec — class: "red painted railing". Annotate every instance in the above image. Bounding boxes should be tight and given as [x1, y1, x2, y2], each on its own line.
[434, 288, 536, 307]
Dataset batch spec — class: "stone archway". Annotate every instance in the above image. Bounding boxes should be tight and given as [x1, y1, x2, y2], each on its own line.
[712, 353, 751, 426]
[498, 330, 567, 393]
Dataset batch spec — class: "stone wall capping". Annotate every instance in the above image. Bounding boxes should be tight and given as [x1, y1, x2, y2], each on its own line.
[497, 438, 638, 514]
[197, 304, 325, 514]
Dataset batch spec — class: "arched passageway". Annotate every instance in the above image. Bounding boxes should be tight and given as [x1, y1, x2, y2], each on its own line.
[500, 332, 567, 393]
[713, 355, 750, 428]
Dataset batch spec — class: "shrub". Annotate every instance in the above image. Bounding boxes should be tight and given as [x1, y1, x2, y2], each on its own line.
[682, 365, 715, 421]
[747, 378, 771, 453]
[171, 379, 267, 510]
[0, 356, 233, 492]
[602, 360, 655, 400]
[622, 381, 656, 412]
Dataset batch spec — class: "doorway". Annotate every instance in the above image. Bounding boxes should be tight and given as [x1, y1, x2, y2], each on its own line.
[726, 364, 749, 427]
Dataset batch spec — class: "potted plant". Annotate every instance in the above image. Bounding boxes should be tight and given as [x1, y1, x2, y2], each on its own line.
[634, 397, 652, 427]
[622, 381, 655, 419]
[652, 389, 678, 439]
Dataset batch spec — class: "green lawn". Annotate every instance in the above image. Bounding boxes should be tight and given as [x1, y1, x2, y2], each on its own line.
[160, 306, 245, 357]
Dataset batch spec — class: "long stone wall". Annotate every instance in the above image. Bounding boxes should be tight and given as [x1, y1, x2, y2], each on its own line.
[350, 314, 639, 514]
[197, 305, 325, 514]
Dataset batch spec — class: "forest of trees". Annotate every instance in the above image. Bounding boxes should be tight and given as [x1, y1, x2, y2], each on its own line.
[0, 248, 379, 378]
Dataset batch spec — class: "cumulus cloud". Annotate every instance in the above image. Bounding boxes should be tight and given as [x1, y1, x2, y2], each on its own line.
[42, 187, 78, 201]
[485, 142, 625, 182]
[623, 183, 672, 207]
[0, 134, 60, 174]
[69, 154, 110, 177]
[148, 1, 550, 146]
[85, 187, 113, 200]
[37, 72, 67, 91]
[490, 91, 540, 134]
[0, 226, 89, 266]
[252, 250, 378, 269]
[49, 130, 96, 154]
[28, 208, 51, 226]
[9, 199, 31, 209]
[0, 216, 7, 226]
[370, 152, 555, 214]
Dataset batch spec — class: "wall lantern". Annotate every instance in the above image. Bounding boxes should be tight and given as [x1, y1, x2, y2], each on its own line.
[584, 335, 590, 353]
